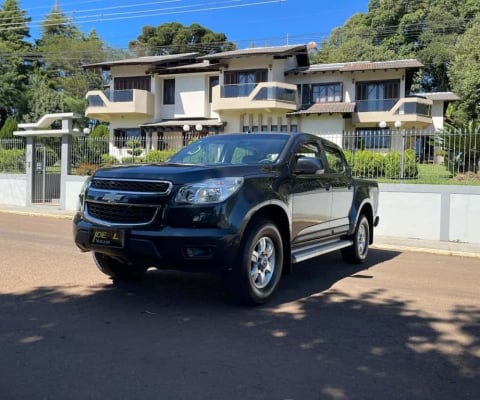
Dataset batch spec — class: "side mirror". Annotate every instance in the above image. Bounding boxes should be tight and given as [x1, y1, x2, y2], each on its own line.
[295, 157, 324, 175]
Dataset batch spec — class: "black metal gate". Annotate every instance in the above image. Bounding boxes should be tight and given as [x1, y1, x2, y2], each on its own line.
[33, 139, 61, 204]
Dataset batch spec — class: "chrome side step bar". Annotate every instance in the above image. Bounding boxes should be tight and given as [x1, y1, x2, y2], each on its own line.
[292, 239, 353, 264]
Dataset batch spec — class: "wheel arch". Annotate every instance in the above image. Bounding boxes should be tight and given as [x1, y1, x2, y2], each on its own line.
[240, 203, 292, 275]
[357, 202, 374, 244]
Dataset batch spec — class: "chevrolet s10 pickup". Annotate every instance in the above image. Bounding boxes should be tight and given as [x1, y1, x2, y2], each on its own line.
[74, 132, 379, 305]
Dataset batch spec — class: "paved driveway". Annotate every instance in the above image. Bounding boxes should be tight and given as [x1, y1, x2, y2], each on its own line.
[0, 213, 479, 400]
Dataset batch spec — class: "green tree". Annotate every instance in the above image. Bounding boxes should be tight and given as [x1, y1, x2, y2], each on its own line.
[312, 14, 384, 63]
[24, 69, 65, 123]
[316, 0, 479, 94]
[0, 0, 32, 123]
[30, 3, 109, 127]
[128, 22, 236, 56]
[0, 116, 17, 139]
[448, 15, 480, 123]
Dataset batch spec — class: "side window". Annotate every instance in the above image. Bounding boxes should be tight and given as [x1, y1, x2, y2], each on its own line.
[294, 140, 322, 160]
[323, 144, 346, 173]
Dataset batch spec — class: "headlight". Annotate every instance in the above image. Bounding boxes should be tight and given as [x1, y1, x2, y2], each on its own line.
[175, 177, 244, 204]
[77, 176, 92, 211]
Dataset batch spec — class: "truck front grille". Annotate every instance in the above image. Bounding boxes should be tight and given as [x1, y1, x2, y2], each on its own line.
[86, 202, 158, 225]
[91, 178, 172, 194]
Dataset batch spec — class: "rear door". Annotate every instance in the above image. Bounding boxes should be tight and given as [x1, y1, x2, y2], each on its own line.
[321, 140, 354, 234]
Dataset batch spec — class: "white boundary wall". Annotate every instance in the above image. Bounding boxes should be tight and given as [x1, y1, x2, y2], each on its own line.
[377, 184, 480, 244]
[1, 176, 480, 245]
[0, 174, 27, 206]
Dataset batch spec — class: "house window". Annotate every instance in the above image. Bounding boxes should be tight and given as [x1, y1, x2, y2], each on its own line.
[312, 83, 342, 103]
[114, 76, 151, 91]
[209, 76, 219, 103]
[355, 128, 391, 149]
[298, 83, 342, 106]
[356, 80, 400, 112]
[113, 129, 126, 148]
[113, 128, 146, 149]
[223, 69, 268, 97]
[297, 84, 311, 107]
[163, 79, 175, 105]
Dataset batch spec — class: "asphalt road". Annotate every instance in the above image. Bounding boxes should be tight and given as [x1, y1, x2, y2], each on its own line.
[0, 213, 479, 400]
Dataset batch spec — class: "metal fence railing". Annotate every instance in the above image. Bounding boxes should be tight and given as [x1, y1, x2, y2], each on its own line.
[0, 138, 26, 173]
[2, 130, 479, 185]
[337, 129, 480, 185]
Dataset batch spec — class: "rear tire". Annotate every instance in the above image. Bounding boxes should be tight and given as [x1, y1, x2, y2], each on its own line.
[341, 215, 370, 264]
[93, 252, 147, 280]
[222, 218, 283, 306]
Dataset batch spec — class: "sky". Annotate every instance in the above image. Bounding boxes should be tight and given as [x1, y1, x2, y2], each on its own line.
[18, 0, 369, 50]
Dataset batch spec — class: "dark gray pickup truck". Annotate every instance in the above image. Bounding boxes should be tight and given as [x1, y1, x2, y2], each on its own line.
[74, 132, 379, 305]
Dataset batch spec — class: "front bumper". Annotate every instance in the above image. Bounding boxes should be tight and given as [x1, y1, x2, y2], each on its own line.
[73, 214, 240, 272]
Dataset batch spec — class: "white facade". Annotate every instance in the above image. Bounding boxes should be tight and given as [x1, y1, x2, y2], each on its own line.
[84, 45, 458, 153]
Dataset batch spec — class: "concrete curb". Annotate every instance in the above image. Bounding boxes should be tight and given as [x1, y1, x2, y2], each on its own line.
[372, 243, 480, 259]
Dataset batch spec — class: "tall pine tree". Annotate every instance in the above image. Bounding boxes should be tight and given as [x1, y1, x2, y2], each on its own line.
[0, 0, 31, 124]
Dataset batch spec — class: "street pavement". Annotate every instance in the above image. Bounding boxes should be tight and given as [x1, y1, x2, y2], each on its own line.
[1, 203, 480, 259]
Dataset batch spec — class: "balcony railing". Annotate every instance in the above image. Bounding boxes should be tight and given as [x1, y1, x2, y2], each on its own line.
[395, 101, 431, 117]
[222, 83, 257, 98]
[212, 82, 298, 111]
[353, 96, 433, 127]
[253, 86, 297, 103]
[356, 99, 398, 112]
[87, 89, 135, 107]
[220, 83, 296, 103]
[85, 89, 154, 121]
[355, 98, 432, 117]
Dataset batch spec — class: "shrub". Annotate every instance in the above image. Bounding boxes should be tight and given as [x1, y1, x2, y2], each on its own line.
[352, 150, 383, 178]
[121, 156, 145, 164]
[89, 125, 109, 138]
[0, 149, 25, 172]
[404, 149, 418, 178]
[144, 149, 177, 163]
[101, 154, 119, 166]
[75, 163, 99, 176]
[343, 150, 354, 167]
[383, 151, 402, 178]
[125, 139, 143, 157]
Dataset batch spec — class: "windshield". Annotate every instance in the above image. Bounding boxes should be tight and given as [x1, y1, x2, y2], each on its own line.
[168, 134, 290, 166]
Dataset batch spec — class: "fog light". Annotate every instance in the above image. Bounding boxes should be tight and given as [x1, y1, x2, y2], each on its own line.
[184, 247, 214, 259]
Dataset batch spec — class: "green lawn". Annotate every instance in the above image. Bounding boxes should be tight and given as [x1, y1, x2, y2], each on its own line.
[377, 163, 480, 185]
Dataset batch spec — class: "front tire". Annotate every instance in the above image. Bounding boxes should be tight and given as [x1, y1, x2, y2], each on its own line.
[92, 252, 147, 280]
[341, 214, 370, 264]
[223, 219, 283, 306]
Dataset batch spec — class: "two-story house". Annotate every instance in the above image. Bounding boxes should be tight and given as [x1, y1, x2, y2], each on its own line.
[84, 44, 458, 158]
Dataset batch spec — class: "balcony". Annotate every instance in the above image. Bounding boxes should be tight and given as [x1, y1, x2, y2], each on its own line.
[353, 96, 433, 127]
[211, 82, 298, 112]
[85, 89, 154, 122]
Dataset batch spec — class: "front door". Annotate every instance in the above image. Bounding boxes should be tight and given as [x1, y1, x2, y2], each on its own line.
[291, 138, 332, 243]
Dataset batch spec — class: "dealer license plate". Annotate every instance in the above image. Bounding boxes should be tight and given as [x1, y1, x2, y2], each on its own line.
[89, 228, 125, 248]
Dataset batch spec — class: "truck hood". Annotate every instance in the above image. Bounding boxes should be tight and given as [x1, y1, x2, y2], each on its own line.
[93, 163, 274, 185]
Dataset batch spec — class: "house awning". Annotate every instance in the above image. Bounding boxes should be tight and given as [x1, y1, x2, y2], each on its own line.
[288, 102, 356, 115]
[141, 119, 224, 128]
